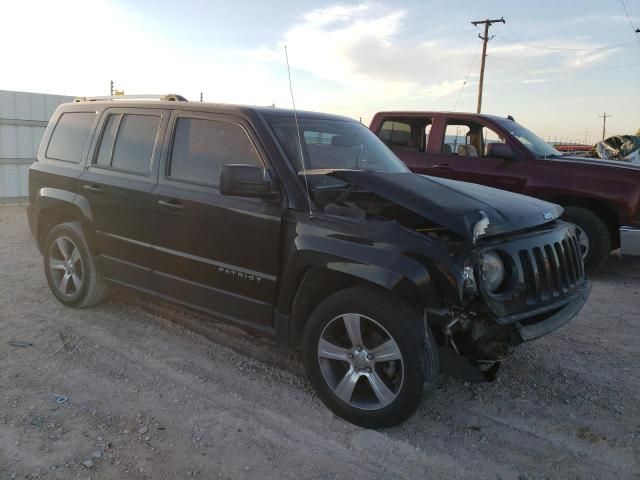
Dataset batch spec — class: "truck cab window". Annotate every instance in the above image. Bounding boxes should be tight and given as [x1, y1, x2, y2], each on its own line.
[442, 124, 473, 156]
[442, 122, 505, 158]
[379, 118, 433, 152]
[482, 126, 506, 156]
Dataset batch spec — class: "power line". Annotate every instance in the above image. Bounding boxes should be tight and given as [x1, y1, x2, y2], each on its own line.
[471, 17, 505, 113]
[619, 0, 640, 42]
[494, 35, 637, 51]
[452, 41, 482, 111]
[489, 54, 640, 73]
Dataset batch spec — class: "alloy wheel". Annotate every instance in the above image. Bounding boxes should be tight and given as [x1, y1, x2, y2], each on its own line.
[48, 236, 84, 298]
[317, 313, 404, 410]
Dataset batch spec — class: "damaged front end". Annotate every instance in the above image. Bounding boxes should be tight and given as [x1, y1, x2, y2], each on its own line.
[432, 220, 591, 381]
[304, 169, 590, 382]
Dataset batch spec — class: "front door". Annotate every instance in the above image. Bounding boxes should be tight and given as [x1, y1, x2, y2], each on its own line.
[80, 108, 167, 287]
[427, 118, 528, 193]
[151, 111, 285, 329]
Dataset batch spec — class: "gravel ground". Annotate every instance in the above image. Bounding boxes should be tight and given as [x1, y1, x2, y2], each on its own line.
[1, 204, 639, 480]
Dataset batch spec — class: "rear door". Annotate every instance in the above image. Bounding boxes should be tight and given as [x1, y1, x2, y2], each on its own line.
[428, 117, 528, 193]
[151, 111, 285, 330]
[80, 108, 168, 287]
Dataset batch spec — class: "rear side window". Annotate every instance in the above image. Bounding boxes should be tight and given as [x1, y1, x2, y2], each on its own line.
[46, 112, 96, 163]
[379, 120, 412, 147]
[169, 117, 261, 186]
[94, 113, 161, 175]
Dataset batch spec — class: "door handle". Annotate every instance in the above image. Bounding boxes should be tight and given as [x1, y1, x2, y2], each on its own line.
[432, 163, 452, 170]
[82, 184, 104, 194]
[157, 199, 185, 211]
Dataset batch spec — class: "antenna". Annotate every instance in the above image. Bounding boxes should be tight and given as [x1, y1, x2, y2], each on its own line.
[284, 45, 314, 218]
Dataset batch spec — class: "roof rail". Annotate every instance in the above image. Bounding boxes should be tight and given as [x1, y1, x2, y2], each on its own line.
[73, 94, 188, 103]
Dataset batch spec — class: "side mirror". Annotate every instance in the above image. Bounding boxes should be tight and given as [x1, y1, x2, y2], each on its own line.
[220, 164, 275, 198]
[486, 142, 516, 161]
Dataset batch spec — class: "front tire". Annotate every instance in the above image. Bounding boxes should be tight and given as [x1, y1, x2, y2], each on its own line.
[302, 286, 438, 429]
[43, 222, 109, 308]
[562, 207, 611, 273]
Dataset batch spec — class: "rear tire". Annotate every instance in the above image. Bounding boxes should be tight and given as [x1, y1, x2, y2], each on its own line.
[302, 286, 438, 429]
[562, 207, 611, 273]
[43, 222, 109, 308]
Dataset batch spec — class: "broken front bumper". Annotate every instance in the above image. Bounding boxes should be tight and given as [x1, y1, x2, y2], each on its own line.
[514, 281, 591, 342]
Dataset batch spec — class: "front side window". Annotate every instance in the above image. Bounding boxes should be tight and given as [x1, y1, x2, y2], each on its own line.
[94, 113, 161, 175]
[46, 112, 96, 163]
[441, 121, 506, 158]
[442, 124, 472, 155]
[169, 117, 261, 186]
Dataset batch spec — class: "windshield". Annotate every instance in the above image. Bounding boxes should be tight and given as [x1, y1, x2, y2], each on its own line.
[496, 119, 563, 159]
[267, 116, 408, 187]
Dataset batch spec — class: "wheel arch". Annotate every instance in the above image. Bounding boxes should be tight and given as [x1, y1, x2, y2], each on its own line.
[282, 261, 444, 347]
[552, 196, 620, 248]
[33, 189, 97, 254]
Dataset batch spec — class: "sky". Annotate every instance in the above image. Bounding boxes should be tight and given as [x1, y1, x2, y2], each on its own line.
[2, 0, 639, 144]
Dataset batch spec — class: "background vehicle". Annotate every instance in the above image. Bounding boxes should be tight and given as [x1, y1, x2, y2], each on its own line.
[370, 111, 640, 271]
[28, 96, 589, 428]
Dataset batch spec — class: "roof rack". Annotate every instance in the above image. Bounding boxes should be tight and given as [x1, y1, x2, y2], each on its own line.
[73, 94, 188, 103]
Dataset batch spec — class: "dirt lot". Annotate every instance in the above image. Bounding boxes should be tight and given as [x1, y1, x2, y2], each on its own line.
[1, 204, 639, 480]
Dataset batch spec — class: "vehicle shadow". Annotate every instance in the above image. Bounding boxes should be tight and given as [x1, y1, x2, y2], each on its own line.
[591, 252, 640, 281]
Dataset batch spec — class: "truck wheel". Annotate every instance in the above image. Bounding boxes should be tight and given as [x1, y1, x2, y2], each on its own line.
[302, 286, 438, 428]
[43, 222, 109, 308]
[562, 207, 611, 273]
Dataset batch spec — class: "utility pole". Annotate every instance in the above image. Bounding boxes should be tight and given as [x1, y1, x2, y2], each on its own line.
[599, 112, 611, 140]
[200, 91, 203, 102]
[471, 17, 505, 114]
[110, 80, 114, 96]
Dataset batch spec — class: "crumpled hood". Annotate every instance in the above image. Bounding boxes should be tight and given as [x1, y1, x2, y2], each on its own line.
[326, 171, 563, 239]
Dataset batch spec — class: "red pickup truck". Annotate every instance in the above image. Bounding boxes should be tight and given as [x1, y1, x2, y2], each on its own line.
[370, 111, 640, 271]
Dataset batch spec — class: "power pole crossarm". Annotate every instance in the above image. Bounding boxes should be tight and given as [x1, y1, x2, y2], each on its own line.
[470, 17, 505, 114]
[599, 112, 611, 140]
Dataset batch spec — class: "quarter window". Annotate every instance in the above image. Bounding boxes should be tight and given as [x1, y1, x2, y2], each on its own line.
[169, 117, 261, 186]
[46, 112, 96, 163]
[94, 113, 161, 175]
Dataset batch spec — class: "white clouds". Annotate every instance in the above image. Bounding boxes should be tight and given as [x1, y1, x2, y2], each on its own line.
[0, 0, 635, 137]
[246, 2, 491, 117]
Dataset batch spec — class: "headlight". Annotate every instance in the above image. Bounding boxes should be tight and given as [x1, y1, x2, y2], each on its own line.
[480, 252, 505, 293]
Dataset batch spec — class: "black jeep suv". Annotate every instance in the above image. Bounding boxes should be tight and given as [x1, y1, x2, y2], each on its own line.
[27, 95, 590, 428]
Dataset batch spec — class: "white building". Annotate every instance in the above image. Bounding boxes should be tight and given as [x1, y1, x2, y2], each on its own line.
[0, 90, 73, 200]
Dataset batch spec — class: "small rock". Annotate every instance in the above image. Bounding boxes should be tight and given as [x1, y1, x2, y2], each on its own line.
[82, 460, 94, 469]
[244, 466, 251, 471]
[144, 435, 151, 442]
[123, 429, 130, 434]
[138, 426, 148, 434]
[92, 450, 102, 459]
